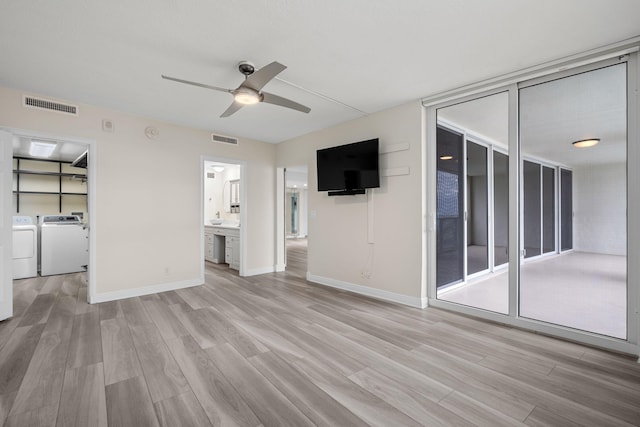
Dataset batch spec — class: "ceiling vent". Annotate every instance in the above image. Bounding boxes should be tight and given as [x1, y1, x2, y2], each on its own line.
[23, 95, 78, 116]
[211, 134, 238, 145]
[207, 172, 216, 179]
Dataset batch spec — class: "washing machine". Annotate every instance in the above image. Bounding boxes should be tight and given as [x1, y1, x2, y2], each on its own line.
[12, 216, 38, 279]
[39, 215, 88, 276]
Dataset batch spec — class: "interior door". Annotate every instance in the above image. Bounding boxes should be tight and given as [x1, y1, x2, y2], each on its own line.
[0, 131, 13, 321]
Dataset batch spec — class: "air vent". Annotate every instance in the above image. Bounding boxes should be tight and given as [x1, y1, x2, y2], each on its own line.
[207, 172, 216, 179]
[23, 95, 78, 116]
[212, 134, 238, 145]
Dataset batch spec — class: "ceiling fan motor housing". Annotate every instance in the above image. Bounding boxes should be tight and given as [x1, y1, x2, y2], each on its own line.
[238, 61, 255, 76]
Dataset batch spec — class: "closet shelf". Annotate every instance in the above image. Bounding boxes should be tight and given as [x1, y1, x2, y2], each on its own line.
[13, 191, 87, 196]
[13, 156, 87, 213]
[13, 169, 87, 179]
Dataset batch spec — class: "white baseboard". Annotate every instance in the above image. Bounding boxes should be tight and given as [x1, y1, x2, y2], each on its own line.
[90, 278, 201, 304]
[243, 266, 276, 277]
[306, 273, 424, 308]
[275, 263, 286, 273]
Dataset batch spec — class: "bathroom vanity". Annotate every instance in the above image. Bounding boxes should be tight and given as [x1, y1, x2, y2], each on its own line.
[204, 224, 240, 270]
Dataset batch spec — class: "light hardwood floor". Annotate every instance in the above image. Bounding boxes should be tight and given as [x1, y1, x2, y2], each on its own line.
[1, 241, 640, 426]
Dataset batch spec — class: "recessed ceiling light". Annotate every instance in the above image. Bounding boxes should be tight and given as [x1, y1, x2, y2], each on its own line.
[212, 166, 225, 172]
[29, 140, 57, 157]
[572, 138, 600, 148]
[439, 155, 453, 160]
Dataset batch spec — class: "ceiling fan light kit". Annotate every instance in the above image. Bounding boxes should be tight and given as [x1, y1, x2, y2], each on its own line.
[162, 61, 310, 117]
[234, 87, 261, 105]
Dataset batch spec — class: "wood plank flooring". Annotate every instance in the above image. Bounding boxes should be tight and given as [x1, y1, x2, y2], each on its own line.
[1, 239, 639, 426]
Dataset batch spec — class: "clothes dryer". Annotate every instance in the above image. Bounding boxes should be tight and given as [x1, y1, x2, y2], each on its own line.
[12, 216, 38, 279]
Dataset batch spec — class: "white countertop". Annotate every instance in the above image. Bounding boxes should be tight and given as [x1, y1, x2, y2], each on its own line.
[205, 224, 240, 230]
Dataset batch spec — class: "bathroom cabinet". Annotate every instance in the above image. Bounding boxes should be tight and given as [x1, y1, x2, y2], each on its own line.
[225, 235, 240, 270]
[204, 228, 215, 262]
[204, 225, 239, 270]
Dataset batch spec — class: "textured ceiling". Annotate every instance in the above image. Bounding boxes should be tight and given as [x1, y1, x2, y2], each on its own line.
[1, 1, 639, 143]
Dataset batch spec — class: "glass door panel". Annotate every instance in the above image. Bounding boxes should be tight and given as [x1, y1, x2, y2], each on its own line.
[436, 126, 464, 289]
[467, 141, 488, 275]
[542, 166, 555, 254]
[435, 91, 509, 314]
[519, 63, 627, 339]
[560, 168, 573, 251]
[523, 160, 541, 258]
[493, 151, 508, 267]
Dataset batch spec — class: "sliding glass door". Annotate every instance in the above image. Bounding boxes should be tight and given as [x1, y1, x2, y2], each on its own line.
[523, 161, 541, 258]
[493, 151, 509, 268]
[427, 51, 637, 353]
[519, 63, 628, 339]
[435, 92, 509, 314]
[466, 140, 488, 276]
[523, 161, 557, 259]
[436, 126, 464, 288]
[560, 168, 573, 252]
[542, 166, 555, 254]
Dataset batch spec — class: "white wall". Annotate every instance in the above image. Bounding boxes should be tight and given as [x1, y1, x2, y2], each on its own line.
[0, 85, 276, 298]
[574, 162, 626, 256]
[277, 101, 424, 303]
[204, 168, 224, 223]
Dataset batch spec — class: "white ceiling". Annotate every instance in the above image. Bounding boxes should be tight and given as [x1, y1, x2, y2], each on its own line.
[1, 1, 639, 144]
[438, 63, 626, 168]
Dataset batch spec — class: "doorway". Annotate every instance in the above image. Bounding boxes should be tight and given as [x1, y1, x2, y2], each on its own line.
[202, 157, 246, 276]
[2, 128, 95, 319]
[284, 166, 308, 277]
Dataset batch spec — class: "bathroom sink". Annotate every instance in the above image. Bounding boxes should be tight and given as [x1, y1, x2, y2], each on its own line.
[221, 220, 240, 228]
[209, 219, 223, 225]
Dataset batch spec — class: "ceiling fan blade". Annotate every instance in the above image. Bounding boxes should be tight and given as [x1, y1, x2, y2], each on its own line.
[220, 101, 244, 118]
[261, 92, 311, 114]
[240, 61, 287, 92]
[161, 75, 232, 93]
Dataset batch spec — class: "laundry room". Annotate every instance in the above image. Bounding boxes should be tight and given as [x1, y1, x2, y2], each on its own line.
[12, 134, 89, 279]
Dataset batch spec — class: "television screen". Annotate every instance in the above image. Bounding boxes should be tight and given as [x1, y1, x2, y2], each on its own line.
[316, 138, 380, 194]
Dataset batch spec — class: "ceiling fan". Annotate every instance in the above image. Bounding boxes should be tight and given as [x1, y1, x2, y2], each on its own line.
[161, 61, 311, 118]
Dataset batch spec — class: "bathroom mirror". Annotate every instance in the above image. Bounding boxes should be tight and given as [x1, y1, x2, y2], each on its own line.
[223, 179, 240, 213]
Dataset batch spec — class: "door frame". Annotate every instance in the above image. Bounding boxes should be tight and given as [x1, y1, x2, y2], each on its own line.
[276, 165, 309, 274]
[1, 127, 96, 306]
[0, 131, 13, 320]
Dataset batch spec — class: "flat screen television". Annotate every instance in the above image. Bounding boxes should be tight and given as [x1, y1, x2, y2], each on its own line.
[316, 138, 380, 195]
